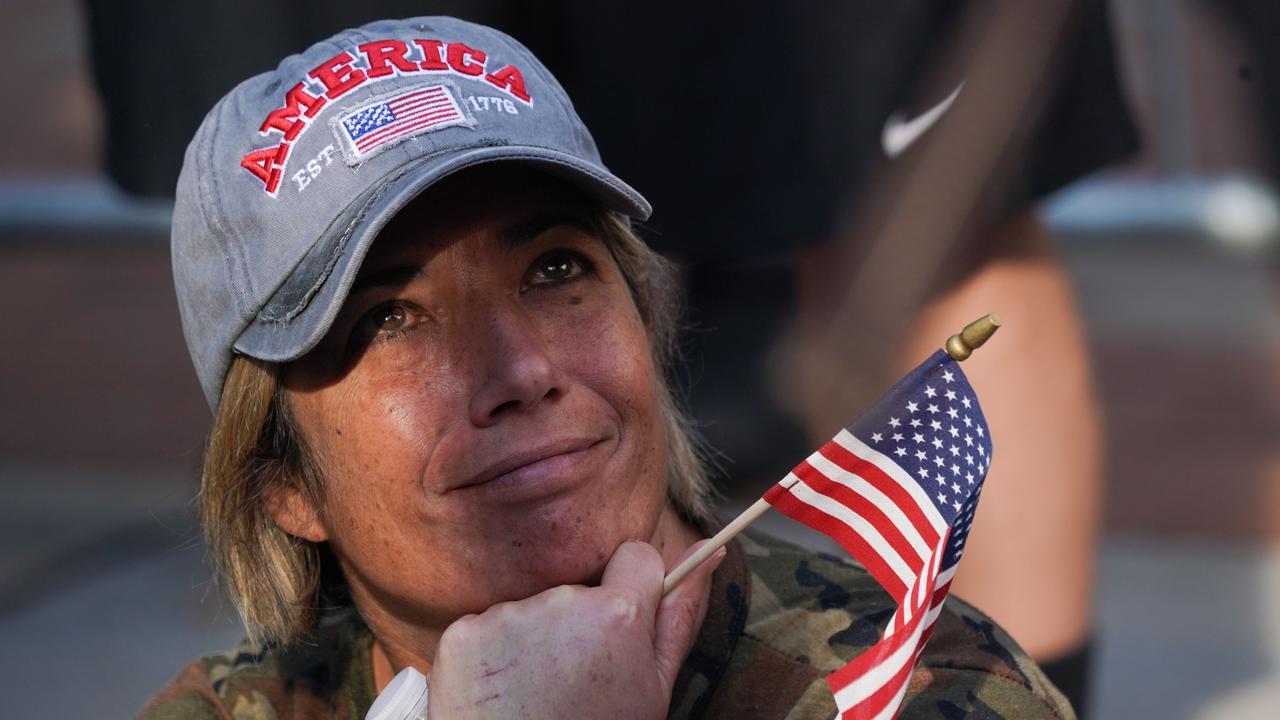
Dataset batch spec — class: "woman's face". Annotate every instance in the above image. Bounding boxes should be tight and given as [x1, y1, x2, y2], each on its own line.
[278, 166, 681, 634]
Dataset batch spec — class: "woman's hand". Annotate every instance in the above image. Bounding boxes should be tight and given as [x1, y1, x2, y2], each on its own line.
[427, 539, 724, 719]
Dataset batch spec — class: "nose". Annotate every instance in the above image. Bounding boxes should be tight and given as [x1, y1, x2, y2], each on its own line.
[467, 299, 565, 426]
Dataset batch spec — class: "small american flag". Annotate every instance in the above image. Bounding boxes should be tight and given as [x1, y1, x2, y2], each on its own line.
[337, 84, 469, 162]
[763, 350, 991, 719]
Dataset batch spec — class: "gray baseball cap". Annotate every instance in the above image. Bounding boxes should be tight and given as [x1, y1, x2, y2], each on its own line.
[172, 16, 651, 412]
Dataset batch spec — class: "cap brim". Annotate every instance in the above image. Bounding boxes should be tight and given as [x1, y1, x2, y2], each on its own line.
[233, 145, 650, 366]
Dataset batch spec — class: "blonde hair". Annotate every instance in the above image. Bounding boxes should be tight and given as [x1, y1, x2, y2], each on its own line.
[201, 210, 715, 645]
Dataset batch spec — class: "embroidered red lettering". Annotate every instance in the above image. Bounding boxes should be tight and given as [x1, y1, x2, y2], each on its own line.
[308, 51, 367, 99]
[447, 43, 486, 76]
[413, 39, 449, 71]
[243, 39, 536, 193]
[485, 65, 531, 104]
[359, 39, 419, 78]
[240, 143, 290, 194]
[260, 83, 327, 140]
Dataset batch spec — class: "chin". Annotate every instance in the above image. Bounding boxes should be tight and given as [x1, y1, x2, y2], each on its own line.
[488, 511, 636, 591]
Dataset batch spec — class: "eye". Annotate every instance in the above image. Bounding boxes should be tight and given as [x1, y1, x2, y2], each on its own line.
[355, 301, 417, 342]
[525, 250, 591, 289]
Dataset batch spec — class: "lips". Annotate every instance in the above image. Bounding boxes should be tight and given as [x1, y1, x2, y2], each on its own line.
[452, 436, 609, 492]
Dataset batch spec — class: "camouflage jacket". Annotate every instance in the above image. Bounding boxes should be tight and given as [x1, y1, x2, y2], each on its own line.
[141, 531, 1073, 719]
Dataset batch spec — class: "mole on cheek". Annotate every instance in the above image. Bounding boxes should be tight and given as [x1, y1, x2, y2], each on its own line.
[568, 295, 583, 305]
[335, 428, 343, 436]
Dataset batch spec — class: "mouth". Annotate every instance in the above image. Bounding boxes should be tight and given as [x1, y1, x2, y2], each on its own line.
[453, 437, 611, 493]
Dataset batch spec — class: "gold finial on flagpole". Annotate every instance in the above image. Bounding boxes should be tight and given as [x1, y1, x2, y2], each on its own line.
[945, 313, 1002, 361]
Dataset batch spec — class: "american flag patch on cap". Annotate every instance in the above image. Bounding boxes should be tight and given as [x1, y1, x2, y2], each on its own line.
[332, 82, 472, 164]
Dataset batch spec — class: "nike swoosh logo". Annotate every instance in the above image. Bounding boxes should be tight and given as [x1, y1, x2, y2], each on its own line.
[881, 82, 964, 158]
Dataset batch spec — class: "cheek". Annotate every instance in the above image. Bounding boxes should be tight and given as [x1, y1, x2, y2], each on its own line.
[548, 293, 669, 500]
[288, 360, 459, 509]
[549, 290, 660, 429]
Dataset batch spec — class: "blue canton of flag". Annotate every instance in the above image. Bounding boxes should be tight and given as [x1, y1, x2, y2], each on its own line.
[762, 349, 993, 719]
[342, 104, 397, 141]
[848, 349, 990, 569]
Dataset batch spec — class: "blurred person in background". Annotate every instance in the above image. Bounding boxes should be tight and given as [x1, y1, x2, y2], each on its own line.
[140, 16, 1073, 718]
[87, 1, 1136, 716]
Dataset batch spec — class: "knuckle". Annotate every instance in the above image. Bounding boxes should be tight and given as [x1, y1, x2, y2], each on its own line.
[603, 593, 640, 623]
[440, 612, 489, 645]
[542, 584, 579, 608]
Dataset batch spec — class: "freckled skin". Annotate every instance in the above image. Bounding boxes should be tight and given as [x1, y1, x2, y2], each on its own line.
[275, 166, 700, 676]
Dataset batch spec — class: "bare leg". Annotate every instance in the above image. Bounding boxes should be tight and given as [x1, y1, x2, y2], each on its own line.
[889, 215, 1102, 663]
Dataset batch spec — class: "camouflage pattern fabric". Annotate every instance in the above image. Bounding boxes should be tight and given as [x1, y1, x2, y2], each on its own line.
[141, 530, 1072, 719]
[668, 531, 1073, 719]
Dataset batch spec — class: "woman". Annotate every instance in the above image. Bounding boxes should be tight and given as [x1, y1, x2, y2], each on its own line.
[144, 16, 1072, 719]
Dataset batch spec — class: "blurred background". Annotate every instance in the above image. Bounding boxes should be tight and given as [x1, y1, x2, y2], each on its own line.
[1, 0, 1277, 717]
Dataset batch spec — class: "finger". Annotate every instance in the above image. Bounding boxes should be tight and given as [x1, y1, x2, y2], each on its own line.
[668, 537, 711, 571]
[599, 539, 665, 617]
[652, 543, 726, 694]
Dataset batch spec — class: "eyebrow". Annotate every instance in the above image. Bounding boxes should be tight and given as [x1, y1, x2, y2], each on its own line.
[349, 264, 428, 297]
[497, 210, 594, 251]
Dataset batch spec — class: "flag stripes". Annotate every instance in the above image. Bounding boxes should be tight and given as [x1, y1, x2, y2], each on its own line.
[761, 350, 991, 719]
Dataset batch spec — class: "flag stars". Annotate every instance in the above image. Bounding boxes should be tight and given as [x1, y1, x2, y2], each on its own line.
[951, 483, 961, 493]
[931, 438, 944, 450]
[892, 432, 904, 441]
[937, 493, 948, 504]
[907, 401, 919, 413]
[946, 407, 959, 419]
[930, 419, 943, 431]
[889, 417, 901, 428]
[894, 447, 907, 457]
[949, 445, 960, 457]
[977, 445, 986, 456]
[944, 389, 957, 401]
[913, 432, 926, 444]
[951, 463, 961, 475]
[963, 416, 973, 427]
[871, 432, 883, 443]
[976, 426, 985, 438]
[943, 370, 955, 383]
[936, 476, 946, 486]
[953, 500, 963, 511]
[927, 403, 940, 414]
[961, 396, 972, 409]
[933, 455, 946, 468]
[966, 472, 975, 484]
[948, 425, 960, 438]
[910, 418, 922, 428]
[924, 386, 937, 398]
[965, 454, 975, 465]
[964, 435, 974, 447]
[915, 449, 928, 461]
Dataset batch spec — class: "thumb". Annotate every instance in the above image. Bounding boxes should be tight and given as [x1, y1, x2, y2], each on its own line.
[652, 540, 727, 694]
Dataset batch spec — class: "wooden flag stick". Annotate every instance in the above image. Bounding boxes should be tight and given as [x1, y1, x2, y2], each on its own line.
[660, 313, 1002, 597]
